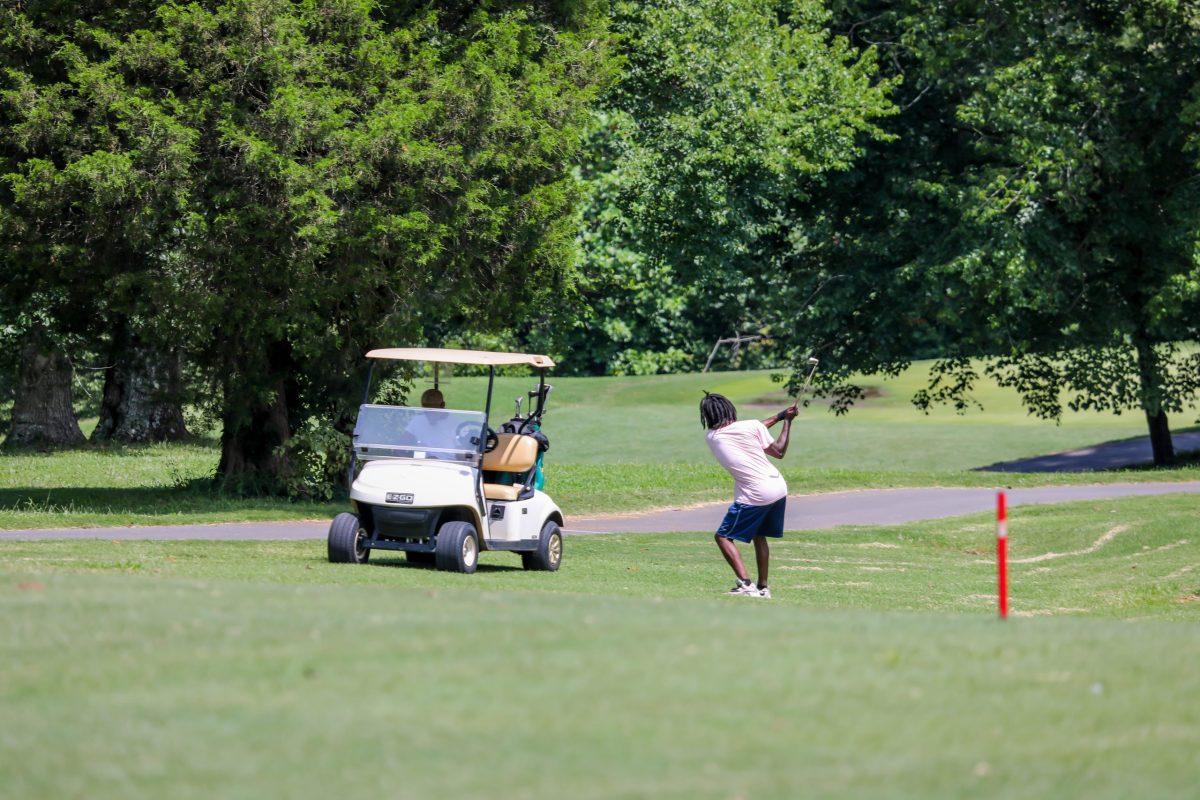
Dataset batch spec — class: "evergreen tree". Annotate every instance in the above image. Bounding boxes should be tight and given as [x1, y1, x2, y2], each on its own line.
[0, 1, 614, 481]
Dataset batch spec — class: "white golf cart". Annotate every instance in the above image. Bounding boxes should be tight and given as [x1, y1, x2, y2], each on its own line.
[327, 347, 564, 574]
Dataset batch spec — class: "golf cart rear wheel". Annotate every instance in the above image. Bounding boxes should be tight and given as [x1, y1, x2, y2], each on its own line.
[328, 512, 370, 564]
[434, 520, 479, 574]
[522, 520, 562, 571]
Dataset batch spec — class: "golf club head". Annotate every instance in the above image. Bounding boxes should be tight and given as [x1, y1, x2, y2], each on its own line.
[528, 383, 553, 416]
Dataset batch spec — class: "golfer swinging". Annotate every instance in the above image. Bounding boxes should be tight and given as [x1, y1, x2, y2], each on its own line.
[700, 392, 798, 599]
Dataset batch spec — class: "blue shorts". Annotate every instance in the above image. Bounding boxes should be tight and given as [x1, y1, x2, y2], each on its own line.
[715, 497, 786, 543]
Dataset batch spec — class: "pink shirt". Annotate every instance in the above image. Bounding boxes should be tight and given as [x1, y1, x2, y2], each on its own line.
[705, 419, 787, 506]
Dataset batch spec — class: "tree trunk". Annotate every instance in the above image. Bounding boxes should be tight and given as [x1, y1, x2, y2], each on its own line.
[5, 332, 85, 449]
[1135, 339, 1174, 466]
[1144, 406, 1174, 466]
[92, 328, 189, 443]
[217, 382, 291, 489]
[216, 339, 297, 490]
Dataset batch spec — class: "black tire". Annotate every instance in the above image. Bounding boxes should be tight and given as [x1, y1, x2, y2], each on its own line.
[406, 550, 435, 566]
[328, 512, 370, 564]
[434, 520, 479, 574]
[522, 520, 562, 571]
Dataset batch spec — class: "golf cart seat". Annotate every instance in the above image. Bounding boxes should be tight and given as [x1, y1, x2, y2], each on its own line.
[481, 433, 539, 501]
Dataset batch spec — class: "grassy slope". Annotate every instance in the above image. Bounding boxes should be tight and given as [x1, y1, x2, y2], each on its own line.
[448, 365, 1190, 467]
[3, 495, 1198, 799]
[1, 364, 1198, 528]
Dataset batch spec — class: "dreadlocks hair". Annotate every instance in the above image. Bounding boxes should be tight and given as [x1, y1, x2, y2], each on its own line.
[700, 391, 737, 430]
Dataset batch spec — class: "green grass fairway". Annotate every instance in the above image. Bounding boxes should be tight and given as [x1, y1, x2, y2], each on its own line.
[0, 441, 333, 529]
[3, 496, 1198, 798]
[442, 365, 1200, 466]
[1, 454, 1197, 529]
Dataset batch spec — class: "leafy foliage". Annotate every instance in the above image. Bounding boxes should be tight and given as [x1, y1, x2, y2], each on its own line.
[0, 1, 198, 431]
[556, 0, 897, 375]
[0, 1, 615, 484]
[798, 1, 1200, 462]
[279, 416, 351, 502]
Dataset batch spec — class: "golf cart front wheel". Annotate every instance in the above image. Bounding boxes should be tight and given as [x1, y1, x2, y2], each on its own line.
[328, 512, 370, 564]
[523, 520, 562, 571]
[434, 520, 479, 574]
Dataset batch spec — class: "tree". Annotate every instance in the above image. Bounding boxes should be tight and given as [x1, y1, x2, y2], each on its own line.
[0, 1, 197, 446]
[555, 0, 897, 375]
[161, 1, 613, 485]
[1, 1, 613, 483]
[788, 1, 1200, 464]
[944, 0, 1200, 465]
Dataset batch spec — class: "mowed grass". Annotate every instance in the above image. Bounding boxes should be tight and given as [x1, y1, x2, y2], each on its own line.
[441, 364, 1200, 467]
[0, 441, 332, 529]
[6, 495, 1198, 617]
[3, 495, 1199, 798]
[2, 450, 1198, 530]
[2, 363, 1199, 529]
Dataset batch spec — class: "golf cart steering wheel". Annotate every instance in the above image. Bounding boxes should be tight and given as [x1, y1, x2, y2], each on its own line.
[455, 423, 499, 453]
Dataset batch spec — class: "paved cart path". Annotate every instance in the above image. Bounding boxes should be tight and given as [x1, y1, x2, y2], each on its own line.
[563, 481, 1200, 534]
[3, 481, 1198, 540]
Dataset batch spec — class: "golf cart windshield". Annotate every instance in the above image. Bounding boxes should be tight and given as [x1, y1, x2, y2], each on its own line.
[353, 404, 485, 462]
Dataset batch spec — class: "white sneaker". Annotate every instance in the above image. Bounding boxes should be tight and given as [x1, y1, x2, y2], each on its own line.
[751, 585, 772, 599]
[727, 579, 756, 596]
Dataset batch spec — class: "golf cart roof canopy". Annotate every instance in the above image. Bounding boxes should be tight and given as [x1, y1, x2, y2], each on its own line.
[365, 347, 556, 368]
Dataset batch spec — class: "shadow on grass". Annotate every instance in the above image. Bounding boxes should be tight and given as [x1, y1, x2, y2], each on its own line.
[360, 557, 525, 573]
[0, 431, 221, 454]
[978, 427, 1200, 473]
[1113, 448, 1200, 472]
[0, 483, 331, 518]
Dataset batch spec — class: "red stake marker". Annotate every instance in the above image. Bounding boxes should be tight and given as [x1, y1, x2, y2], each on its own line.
[997, 491, 1008, 620]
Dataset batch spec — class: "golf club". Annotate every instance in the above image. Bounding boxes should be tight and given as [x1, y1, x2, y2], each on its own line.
[792, 356, 820, 408]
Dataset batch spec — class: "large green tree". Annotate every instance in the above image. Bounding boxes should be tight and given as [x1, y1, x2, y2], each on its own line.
[0, 1, 195, 446]
[554, 0, 897, 375]
[1, 1, 613, 481]
[945, 0, 1200, 465]
[792, 0, 1200, 464]
[180, 0, 611, 482]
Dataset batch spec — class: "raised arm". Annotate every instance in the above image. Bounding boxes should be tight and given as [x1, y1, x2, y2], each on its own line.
[763, 405, 798, 459]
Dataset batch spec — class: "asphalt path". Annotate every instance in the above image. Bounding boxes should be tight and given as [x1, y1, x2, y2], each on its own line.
[564, 481, 1200, 534]
[4, 481, 1198, 540]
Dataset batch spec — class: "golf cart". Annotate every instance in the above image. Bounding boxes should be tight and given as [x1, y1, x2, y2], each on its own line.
[327, 347, 564, 574]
